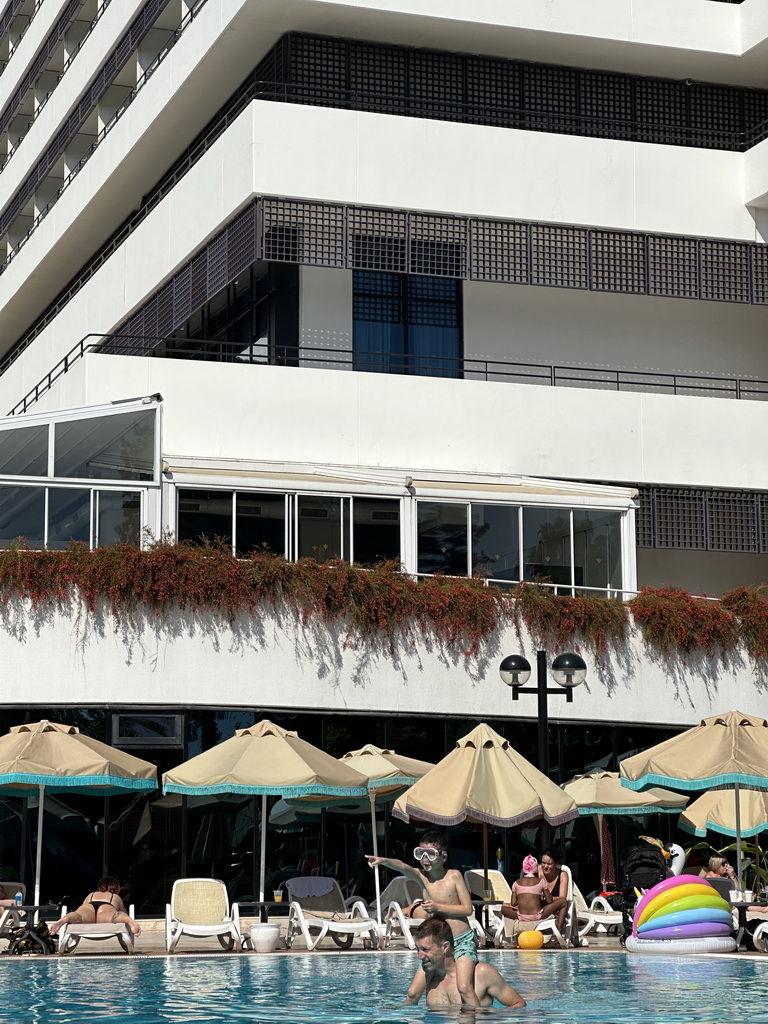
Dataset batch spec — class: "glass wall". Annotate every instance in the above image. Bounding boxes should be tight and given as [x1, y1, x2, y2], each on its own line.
[0, 404, 156, 548]
[164, 263, 299, 364]
[177, 489, 401, 565]
[418, 500, 625, 594]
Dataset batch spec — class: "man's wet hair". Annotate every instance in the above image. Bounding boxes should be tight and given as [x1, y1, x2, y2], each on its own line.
[413, 915, 453, 948]
[419, 831, 448, 853]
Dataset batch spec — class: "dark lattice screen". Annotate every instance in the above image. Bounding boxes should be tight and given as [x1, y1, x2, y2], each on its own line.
[108, 198, 768, 355]
[636, 486, 768, 552]
[254, 33, 768, 153]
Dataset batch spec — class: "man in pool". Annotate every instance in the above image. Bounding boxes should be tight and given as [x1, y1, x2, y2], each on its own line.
[406, 917, 526, 1009]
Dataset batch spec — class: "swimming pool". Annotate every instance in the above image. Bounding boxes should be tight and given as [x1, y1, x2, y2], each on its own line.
[0, 951, 766, 1024]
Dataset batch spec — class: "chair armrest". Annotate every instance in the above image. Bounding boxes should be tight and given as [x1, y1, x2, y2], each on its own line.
[343, 895, 363, 910]
[348, 899, 372, 919]
[231, 902, 241, 930]
[589, 897, 615, 913]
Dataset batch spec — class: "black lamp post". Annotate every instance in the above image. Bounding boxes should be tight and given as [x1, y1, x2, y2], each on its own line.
[498, 651, 587, 783]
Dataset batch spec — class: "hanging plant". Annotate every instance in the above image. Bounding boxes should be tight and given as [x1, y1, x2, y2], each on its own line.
[0, 542, 765, 665]
[628, 587, 739, 658]
[720, 586, 768, 662]
[510, 581, 628, 661]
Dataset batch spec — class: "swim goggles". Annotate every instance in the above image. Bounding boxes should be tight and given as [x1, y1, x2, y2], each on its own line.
[413, 846, 441, 862]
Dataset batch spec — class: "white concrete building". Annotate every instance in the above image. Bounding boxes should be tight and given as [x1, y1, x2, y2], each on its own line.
[0, 0, 765, 899]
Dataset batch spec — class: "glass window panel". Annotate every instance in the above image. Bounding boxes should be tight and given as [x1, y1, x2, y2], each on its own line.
[417, 501, 468, 576]
[54, 409, 156, 481]
[0, 484, 44, 547]
[48, 488, 90, 549]
[96, 491, 141, 547]
[353, 271, 405, 373]
[523, 507, 572, 588]
[406, 276, 461, 379]
[297, 495, 342, 562]
[471, 504, 520, 580]
[235, 492, 286, 557]
[573, 509, 623, 592]
[0, 424, 48, 476]
[352, 498, 401, 565]
[177, 489, 233, 547]
[207, 287, 229, 338]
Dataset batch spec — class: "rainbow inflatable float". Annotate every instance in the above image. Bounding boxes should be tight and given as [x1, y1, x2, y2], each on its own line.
[624, 874, 737, 954]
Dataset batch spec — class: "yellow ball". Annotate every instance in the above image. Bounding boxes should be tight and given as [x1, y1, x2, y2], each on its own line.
[518, 929, 544, 950]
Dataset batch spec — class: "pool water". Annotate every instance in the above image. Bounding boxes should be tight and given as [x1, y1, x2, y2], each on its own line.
[0, 951, 767, 1024]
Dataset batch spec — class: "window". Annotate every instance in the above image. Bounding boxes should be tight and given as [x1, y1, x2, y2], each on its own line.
[471, 504, 520, 580]
[165, 263, 299, 366]
[177, 490, 401, 565]
[523, 507, 573, 589]
[235, 492, 286, 557]
[417, 501, 467, 575]
[0, 484, 44, 547]
[417, 500, 624, 592]
[54, 409, 156, 481]
[353, 272, 461, 377]
[0, 484, 143, 549]
[573, 510, 623, 591]
[0, 423, 48, 476]
[112, 714, 184, 748]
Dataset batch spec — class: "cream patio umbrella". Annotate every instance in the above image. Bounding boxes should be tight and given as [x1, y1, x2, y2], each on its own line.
[0, 720, 157, 907]
[563, 771, 689, 885]
[680, 789, 768, 840]
[620, 711, 768, 886]
[163, 720, 369, 902]
[393, 722, 579, 894]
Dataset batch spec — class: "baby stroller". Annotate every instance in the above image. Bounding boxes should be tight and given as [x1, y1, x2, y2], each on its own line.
[619, 844, 669, 941]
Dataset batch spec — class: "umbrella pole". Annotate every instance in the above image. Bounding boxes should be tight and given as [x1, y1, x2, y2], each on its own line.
[755, 836, 761, 898]
[259, 794, 267, 904]
[735, 783, 743, 888]
[34, 785, 44, 920]
[102, 795, 110, 878]
[370, 794, 382, 926]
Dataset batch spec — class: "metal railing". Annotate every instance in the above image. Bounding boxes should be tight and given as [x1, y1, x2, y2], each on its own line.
[250, 80, 768, 153]
[10, 333, 768, 416]
[0, 0, 209, 273]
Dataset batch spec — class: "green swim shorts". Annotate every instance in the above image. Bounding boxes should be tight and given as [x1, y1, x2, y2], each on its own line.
[453, 927, 479, 963]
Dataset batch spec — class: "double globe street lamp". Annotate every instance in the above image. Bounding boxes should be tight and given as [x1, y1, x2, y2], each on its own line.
[498, 651, 587, 783]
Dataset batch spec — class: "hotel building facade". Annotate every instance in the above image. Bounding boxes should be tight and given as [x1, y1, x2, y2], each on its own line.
[0, 0, 765, 905]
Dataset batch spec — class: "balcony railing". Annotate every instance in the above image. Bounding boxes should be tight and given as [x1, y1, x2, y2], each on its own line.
[9, 333, 768, 416]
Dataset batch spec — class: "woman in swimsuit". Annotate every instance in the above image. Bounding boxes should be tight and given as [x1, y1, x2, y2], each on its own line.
[501, 855, 569, 934]
[50, 876, 141, 937]
[538, 848, 570, 933]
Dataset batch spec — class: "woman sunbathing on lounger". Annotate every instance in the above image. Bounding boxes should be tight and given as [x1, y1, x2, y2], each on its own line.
[49, 876, 140, 936]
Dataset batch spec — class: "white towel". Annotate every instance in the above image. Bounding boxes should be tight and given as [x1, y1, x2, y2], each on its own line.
[287, 876, 336, 899]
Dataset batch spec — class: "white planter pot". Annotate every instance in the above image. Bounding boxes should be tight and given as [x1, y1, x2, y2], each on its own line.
[249, 923, 281, 953]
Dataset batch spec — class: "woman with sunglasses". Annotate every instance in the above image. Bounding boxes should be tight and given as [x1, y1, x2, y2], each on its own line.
[699, 855, 736, 880]
[368, 832, 480, 1007]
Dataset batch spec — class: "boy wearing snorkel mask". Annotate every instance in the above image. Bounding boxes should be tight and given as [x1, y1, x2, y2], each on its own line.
[368, 831, 480, 1007]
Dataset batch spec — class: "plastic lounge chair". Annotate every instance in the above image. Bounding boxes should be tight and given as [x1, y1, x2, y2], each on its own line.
[165, 878, 242, 953]
[464, 869, 511, 947]
[572, 875, 621, 937]
[58, 903, 137, 955]
[0, 883, 26, 946]
[358, 876, 421, 919]
[753, 920, 768, 952]
[285, 876, 381, 951]
[383, 897, 485, 950]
